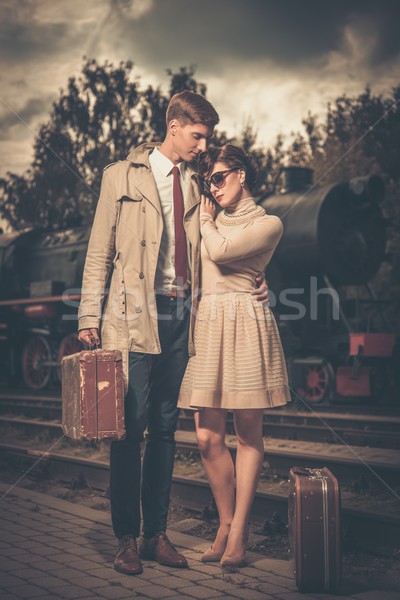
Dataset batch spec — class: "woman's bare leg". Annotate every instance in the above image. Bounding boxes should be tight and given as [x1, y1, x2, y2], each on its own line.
[194, 409, 235, 552]
[224, 409, 264, 558]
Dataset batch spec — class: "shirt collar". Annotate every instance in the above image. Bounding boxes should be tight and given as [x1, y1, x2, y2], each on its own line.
[150, 147, 187, 179]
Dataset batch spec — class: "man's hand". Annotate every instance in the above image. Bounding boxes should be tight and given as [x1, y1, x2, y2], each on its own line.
[251, 272, 269, 305]
[78, 328, 100, 348]
[200, 194, 217, 219]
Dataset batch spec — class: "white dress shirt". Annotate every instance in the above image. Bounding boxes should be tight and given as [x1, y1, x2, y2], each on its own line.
[149, 147, 191, 293]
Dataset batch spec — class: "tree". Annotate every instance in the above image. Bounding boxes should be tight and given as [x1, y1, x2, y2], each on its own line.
[285, 86, 400, 329]
[0, 59, 212, 230]
[1, 61, 399, 328]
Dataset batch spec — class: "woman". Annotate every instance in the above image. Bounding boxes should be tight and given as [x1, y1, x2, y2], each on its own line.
[178, 144, 290, 567]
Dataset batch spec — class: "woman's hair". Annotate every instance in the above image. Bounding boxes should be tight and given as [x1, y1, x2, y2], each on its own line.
[166, 91, 219, 129]
[201, 144, 258, 192]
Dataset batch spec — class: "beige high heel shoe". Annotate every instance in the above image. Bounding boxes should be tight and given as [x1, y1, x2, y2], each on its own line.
[220, 552, 247, 568]
[220, 527, 248, 568]
[201, 545, 226, 563]
[201, 528, 230, 563]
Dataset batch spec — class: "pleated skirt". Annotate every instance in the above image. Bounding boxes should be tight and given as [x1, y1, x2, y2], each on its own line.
[178, 292, 291, 410]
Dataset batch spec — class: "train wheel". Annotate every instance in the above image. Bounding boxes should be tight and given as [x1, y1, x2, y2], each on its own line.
[22, 335, 52, 390]
[56, 334, 83, 383]
[296, 361, 334, 404]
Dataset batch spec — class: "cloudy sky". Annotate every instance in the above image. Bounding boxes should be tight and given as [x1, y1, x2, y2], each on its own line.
[1, 0, 400, 181]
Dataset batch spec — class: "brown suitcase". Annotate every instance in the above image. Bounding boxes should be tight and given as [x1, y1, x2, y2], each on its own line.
[288, 466, 341, 593]
[62, 349, 125, 442]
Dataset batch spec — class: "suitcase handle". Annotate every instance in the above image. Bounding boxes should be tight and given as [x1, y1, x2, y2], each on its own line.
[88, 336, 101, 350]
[291, 466, 328, 479]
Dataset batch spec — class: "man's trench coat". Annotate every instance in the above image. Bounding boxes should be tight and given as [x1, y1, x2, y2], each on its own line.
[78, 142, 201, 394]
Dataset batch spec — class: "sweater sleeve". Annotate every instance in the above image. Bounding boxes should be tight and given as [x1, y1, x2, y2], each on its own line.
[200, 213, 283, 264]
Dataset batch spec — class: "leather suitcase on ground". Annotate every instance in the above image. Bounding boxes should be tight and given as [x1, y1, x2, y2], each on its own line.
[288, 466, 341, 593]
[62, 349, 125, 442]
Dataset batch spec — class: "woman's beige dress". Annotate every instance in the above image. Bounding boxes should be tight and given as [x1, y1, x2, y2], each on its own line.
[178, 197, 291, 410]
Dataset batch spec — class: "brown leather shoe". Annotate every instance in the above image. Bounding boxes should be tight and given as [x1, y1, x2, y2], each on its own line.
[114, 535, 143, 575]
[139, 532, 188, 568]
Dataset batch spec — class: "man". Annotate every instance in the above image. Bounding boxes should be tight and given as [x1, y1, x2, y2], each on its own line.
[78, 91, 267, 575]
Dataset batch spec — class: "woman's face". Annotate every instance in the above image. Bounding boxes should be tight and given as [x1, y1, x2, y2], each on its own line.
[208, 161, 244, 209]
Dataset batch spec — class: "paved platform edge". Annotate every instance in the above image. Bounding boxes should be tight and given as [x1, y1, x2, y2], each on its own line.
[2, 482, 400, 599]
[0, 482, 271, 562]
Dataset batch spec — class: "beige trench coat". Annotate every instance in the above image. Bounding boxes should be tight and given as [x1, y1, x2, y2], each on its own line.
[78, 143, 201, 394]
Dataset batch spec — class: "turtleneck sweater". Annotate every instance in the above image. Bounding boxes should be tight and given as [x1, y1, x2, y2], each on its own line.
[179, 196, 290, 409]
[199, 197, 283, 296]
[220, 195, 258, 215]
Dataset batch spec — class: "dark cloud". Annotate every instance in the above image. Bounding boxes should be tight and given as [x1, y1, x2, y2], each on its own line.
[2, 0, 400, 74]
[1, 0, 399, 179]
[0, 96, 52, 140]
[106, 0, 400, 73]
[0, 0, 85, 64]
[356, 7, 400, 67]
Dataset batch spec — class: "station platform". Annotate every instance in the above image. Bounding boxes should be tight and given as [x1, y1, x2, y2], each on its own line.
[0, 483, 398, 600]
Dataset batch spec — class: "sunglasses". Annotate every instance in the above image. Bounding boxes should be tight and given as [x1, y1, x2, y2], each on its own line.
[207, 168, 238, 188]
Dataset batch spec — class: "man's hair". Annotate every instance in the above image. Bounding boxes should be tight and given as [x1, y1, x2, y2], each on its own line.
[166, 91, 219, 129]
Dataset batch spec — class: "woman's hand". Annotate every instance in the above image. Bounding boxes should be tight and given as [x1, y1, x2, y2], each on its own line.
[200, 194, 217, 219]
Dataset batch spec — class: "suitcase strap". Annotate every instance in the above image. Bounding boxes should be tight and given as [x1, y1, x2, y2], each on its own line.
[310, 469, 331, 589]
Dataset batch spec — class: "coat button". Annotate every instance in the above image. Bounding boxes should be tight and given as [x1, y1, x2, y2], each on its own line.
[142, 206, 146, 212]
[141, 240, 146, 247]
[139, 272, 144, 279]
[135, 307, 142, 313]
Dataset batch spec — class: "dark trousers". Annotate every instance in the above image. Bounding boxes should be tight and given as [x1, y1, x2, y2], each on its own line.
[110, 295, 190, 539]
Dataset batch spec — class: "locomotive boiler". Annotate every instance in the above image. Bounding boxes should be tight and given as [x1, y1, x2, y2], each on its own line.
[0, 167, 397, 403]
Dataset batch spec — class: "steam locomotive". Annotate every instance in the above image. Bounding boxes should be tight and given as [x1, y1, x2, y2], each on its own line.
[258, 167, 397, 404]
[0, 167, 397, 403]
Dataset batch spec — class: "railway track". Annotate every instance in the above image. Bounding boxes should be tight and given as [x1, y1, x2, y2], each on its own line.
[2, 387, 399, 412]
[1, 414, 400, 487]
[1, 441, 399, 549]
[1, 390, 400, 448]
[0, 392, 61, 419]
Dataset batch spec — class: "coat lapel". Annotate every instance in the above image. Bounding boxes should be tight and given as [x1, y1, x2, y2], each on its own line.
[126, 145, 200, 226]
[130, 167, 162, 215]
[184, 172, 200, 216]
[126, 142, 162, 215]
[184, 173, 201, 248]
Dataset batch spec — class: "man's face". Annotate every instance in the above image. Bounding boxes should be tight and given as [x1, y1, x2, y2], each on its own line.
[170, 120, 213, 162]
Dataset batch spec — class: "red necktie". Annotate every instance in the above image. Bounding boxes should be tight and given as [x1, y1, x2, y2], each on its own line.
[171, 166, 188, 284]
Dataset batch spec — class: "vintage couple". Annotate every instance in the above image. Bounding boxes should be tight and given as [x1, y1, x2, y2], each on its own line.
[78, 91, 290, 574]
